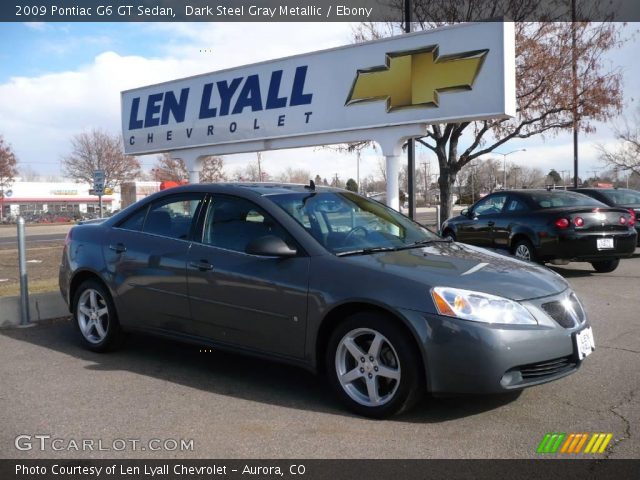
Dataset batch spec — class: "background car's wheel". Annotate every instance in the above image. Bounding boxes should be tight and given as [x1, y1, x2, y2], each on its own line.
[442, 229, 456, 241]
[326, 312, 423, 418]
[512, 239, 537, 263]
[591, 258, 619, 273]
[72, 279, 122, 352]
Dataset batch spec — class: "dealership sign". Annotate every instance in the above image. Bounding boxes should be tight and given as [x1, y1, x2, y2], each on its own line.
[121, 22, 515, 156]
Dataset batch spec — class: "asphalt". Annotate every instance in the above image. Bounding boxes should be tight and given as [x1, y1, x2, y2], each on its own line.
[0, 251, 638, 459]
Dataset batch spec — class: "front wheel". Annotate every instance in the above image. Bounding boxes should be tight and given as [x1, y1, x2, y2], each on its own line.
[326, 312, 423, 418]
[72, 279, 122, 352]
[591, 258, 619, 273]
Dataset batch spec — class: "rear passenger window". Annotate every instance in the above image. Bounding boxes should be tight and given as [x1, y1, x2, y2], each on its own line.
[506, 198, 529, 212]
[143, 194, 204, 240]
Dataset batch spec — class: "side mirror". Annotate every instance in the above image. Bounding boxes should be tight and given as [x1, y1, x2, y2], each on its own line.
[461, 208, 469, 217]
[246, 235, 297, 258]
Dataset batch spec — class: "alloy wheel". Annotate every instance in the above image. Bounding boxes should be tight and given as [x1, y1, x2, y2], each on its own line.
[335, 328, 401, 407]
[515, 244, 531, 261]
[77, 288, 110, 344]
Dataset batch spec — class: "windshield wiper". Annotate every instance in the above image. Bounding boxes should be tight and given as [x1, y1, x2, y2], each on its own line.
[336, 238, 452, 257]
[402, 238, 453, 248]
[336, 246, 403, 257]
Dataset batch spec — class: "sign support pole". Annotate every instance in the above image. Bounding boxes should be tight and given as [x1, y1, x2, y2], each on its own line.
[404, 0, 416, 219]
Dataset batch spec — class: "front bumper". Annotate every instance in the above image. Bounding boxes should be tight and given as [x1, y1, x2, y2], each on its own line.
[537, 230, 637, 261]
[399, 292, 592, 395]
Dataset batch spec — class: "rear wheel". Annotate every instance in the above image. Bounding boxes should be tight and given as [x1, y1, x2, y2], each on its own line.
[72, 279, 122, 352]
[326, 312, 423, 418]
[442, 229, 456, 241]
[512, 238, 537, 263]
[591, 258, 619, 273]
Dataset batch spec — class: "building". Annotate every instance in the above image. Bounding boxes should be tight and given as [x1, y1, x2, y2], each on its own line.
[0, 180, 121, 220]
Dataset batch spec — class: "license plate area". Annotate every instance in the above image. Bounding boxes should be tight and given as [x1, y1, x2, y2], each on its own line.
[574, 327, 595, 361]
[597, 238, 614, 250]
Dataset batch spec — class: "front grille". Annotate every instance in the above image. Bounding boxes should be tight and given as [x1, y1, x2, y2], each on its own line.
[541, 293, 586, 328]
[518, 356, 576, 380]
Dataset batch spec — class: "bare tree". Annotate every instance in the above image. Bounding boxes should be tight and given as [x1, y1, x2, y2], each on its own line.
[277, 167, 311, 184]
[153, 153, 226, 183]
[0, 134, 19, 220]
[231, 161, 265, 182]
[355, 4, 625, 224]
[62, 129, 140, 188]
[597, 113, 640, 176]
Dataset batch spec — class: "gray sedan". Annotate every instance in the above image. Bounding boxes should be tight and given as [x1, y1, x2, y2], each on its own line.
[59, 183, 595, 418]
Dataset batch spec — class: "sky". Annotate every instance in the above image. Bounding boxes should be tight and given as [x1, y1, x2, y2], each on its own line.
[0, 21, 639, 184]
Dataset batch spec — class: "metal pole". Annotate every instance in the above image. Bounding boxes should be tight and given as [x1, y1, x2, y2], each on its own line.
[503, 154, 507, 189]
[98, 194, 103, 219]
[404, 0, 416, 219]
[572, 0, 579, 188]
[357, 150, 361, 193]
[17, 217, 30, 326]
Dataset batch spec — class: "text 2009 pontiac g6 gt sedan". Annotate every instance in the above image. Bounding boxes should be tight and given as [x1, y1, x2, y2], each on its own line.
[60, 183, 595, 418]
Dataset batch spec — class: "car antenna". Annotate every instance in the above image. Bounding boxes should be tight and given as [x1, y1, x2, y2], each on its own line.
[305, 179, 316, 190]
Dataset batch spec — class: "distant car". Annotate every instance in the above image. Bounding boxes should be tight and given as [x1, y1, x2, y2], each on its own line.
[571, 188, 640, 245]
[441, 189, 637, 272]
[61, 183, 596, 418]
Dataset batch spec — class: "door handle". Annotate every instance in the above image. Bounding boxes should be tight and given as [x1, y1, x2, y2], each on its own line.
[487, 221, 495, 227]
[109, 243, 126, 254]
[189, 260, 214, 271]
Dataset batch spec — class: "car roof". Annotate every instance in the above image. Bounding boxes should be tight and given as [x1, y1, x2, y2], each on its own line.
[150, 182, 344, 196]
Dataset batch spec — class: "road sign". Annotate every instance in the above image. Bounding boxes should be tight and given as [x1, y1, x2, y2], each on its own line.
[93, 170, 105, 195]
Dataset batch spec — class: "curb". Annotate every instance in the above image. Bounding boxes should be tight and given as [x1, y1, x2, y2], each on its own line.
[0, 291, 69, 328]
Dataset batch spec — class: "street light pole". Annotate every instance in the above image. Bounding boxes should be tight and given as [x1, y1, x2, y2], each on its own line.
[404, 0, 416, 219]
[496, 149, 526, 189]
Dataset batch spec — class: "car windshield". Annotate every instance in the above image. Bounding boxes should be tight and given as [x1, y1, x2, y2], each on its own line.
[269, 191, 439, 255]
[600, 189, 640, 205]
[529, 191, 606, 209]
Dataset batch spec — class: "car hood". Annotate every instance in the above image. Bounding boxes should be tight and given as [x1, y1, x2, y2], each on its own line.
[344, 242, 568, 301]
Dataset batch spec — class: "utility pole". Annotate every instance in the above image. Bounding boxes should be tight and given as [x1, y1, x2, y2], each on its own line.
[404, 0, 416, 219]
[421, 161, 429, 205]
[559, 170, 570, 186]
[357, 150, 361, 193]
[571, 0, 579, 188]
[256, 152, 262, 181]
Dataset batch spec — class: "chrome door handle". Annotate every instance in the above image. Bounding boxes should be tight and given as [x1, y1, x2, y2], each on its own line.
[109, 243, 126, 253]
[189, 260, 214, 271]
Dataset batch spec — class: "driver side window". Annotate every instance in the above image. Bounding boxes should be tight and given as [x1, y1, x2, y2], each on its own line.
[201, 196, 295, 253]
[473, 194, 507, 216]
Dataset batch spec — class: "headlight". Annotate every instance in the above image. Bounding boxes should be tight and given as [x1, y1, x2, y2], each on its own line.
[431, 287, 537, 325]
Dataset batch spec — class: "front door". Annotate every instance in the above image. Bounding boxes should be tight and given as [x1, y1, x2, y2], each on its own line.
[187, 194, 310, 359]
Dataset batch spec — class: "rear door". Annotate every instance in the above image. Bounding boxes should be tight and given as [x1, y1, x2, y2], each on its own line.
[457, 194, 507, 247]
[105, 193, 205, 333]
[187, 194, 310, 359]
[493, 195, 531, 248]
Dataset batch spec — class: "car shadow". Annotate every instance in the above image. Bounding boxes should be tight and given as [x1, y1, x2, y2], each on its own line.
[1, 319, 522, 424]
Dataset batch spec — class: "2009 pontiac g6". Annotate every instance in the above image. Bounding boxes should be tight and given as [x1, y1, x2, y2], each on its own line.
[60, 183, 595, 417]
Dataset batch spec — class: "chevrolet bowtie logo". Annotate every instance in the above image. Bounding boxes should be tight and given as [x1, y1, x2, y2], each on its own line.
[346, 46, 488, 111]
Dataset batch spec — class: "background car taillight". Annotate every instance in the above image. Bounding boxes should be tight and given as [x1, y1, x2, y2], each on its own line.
[555, 218, 570, 229]
[573, 217, 584, 227]
[628, 209, 636, 226]
[620, 216, 627, 225]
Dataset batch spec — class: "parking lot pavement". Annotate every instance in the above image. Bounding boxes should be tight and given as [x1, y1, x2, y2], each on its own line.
[0, 253, 638, 459]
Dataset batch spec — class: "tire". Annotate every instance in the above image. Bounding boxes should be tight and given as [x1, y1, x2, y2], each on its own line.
[72, 279, 122, 352]
[326, 312, 424, 418]
[512, 238, 537, 263]
[591, 258, 619, 273]
[442, 229, 456, 241]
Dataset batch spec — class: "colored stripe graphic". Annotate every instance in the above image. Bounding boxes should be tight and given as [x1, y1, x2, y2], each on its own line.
[538, 433, 612, 454]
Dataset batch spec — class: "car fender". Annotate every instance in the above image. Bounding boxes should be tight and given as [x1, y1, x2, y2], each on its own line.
[508, 225, 539, 248]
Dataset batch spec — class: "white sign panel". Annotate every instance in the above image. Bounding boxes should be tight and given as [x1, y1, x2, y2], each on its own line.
[121, 22, 515, 155]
